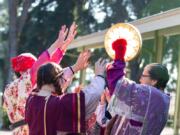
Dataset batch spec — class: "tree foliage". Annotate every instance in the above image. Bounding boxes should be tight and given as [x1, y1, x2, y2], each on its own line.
[1, 0, 179, 85]
[19, 0, 97, 68]
[141, 0, 180, 17]
[138, 0, 180, 91]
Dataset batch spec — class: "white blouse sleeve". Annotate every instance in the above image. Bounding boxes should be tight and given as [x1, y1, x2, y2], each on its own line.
[63, 67, 74, 81]
[83, 76, 105, 120]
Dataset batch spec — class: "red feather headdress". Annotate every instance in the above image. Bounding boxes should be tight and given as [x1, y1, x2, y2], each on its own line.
[11, 53, 37, 72]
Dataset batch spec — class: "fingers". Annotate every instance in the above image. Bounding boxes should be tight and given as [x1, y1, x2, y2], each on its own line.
[60, 25, 65, 32]
[74, 50, 91, 71]
[60, 25, 65, 33]
[101, 59, 107, 67]
[83, 61, 89, 69]
[58, 25, 68, 41]
[64, 27, 69, 37]
[101, 91, 105, 98]
[97, 58, 102, 63]
[97, 58, 107, 69]
[105, 87, 111, 103]
[61, 22, 78, 51]
[79, 50, 91, 61]
[73, 27, 78, 35]
[100, 92, 106, 105]
[96, 58, 107, 65]
[105, 87, 109, 95]
[68, 22, 78, 37]
[72, 23, 78, 35]
[83, 50, 91, 58]
[95, 58, 107, 76]
[95, 58, 102, 66]
[58, 22, 77, 40]
[81, 50, 91, 68]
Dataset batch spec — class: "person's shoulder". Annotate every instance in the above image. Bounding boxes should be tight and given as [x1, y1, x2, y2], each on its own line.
[135, 84, 153, 93]
[151, 86, 170, 98]
[138, 84, 169, 98]
[56, 92, 85, 102]
[5, 71, 31, 91]
[4, 78, 20, 92]
[117, 77, 136, 87]
[26, 94, 36, 105]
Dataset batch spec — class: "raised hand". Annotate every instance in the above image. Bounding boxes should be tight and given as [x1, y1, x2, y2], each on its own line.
[100, 91, 106, 105]
[56, 25, 69, 46]
[72, 50, 91, 73]
[100, 87, 111, 105]
[48, 22, 77, 56]
[95, 58, 107, 76]
[104, 87, 111, 103]
[58, 22, 77, 51]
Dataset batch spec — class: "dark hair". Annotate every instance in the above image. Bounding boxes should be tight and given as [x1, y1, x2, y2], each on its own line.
[37, 62, 63, 95]
[147, 63, 169, 90]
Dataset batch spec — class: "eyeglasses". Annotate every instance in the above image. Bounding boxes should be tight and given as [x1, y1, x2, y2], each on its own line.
[141, 74, 150, 78]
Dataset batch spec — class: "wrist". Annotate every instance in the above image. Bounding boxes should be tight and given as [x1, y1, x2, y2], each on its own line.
[54, 40, 65, 50]
[48, 41, 59, 55]
[95, 72, 104, 76]
[69, 66, 75, 74]
[96, 74, 105, 79]
[71, 64, 79, 73]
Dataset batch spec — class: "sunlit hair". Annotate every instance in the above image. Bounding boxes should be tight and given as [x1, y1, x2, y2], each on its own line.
[146, 63, 169, 90]
[37, 62, 63, 95]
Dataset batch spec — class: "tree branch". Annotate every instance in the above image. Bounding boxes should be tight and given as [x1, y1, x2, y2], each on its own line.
[17, 0, 33, 37]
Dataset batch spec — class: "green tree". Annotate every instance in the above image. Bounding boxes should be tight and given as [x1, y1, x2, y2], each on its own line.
[139, 0, 180, 90]
[0, 0, 8, 89]
[19, 0, 97, 68]
[87, 0, 153, 81]
[141, 0, 180, 17]
[5, 0, 34, 85]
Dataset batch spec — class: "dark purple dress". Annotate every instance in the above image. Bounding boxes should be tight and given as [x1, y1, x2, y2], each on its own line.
[25, 92, 85, 135]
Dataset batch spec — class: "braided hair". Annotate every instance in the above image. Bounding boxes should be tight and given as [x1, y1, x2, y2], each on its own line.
[37, 62, 64, 95]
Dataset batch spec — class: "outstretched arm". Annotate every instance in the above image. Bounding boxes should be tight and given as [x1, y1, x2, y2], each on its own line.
[30, 23, 77, 86]
[59, 50, 91, 93]
[83, 59, 107, 119]
[48, 22, 77, 59]
[106, 38, 127, 96]
[106, 60, 126, 96]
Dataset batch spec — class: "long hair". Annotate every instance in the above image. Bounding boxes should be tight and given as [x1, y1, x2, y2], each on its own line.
[37, 62, 63, 95]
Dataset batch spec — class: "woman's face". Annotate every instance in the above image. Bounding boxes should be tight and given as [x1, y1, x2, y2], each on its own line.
[139, 66, 157, 87]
